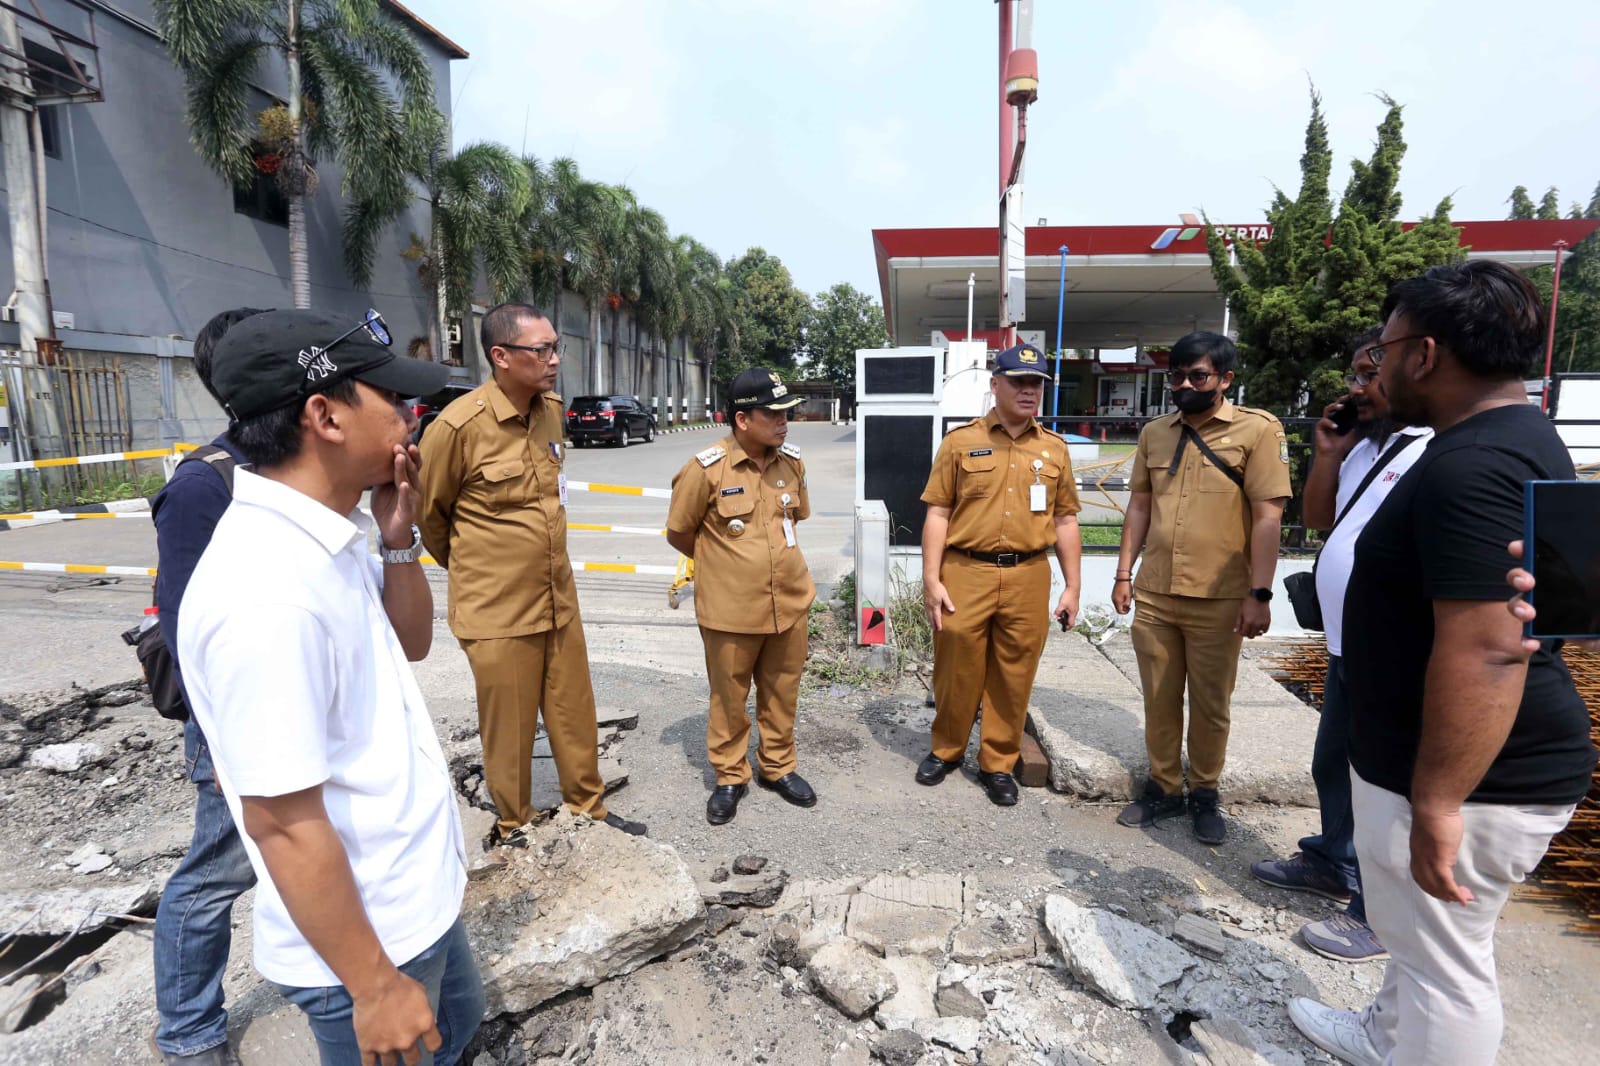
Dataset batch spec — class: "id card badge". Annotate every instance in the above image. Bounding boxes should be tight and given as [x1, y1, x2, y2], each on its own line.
[558, 471, 569, 508]
[1029, 482, 1047, 512]
[781, 492, 797, 547]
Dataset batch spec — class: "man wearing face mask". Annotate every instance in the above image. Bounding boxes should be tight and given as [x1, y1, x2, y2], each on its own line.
[1112, 331, 1291, 844]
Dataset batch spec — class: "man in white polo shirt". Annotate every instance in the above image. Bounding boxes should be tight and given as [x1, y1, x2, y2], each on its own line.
[1250, 328, 1431, 963]
[178, 308, 480, 1065]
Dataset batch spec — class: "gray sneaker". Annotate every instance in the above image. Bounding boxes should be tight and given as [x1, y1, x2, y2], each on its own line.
[1288, 997, 1382, 1066]
[1301, 912, 1388, 962]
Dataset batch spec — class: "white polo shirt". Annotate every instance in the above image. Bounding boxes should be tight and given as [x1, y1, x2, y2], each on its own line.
[178, 469, 466, 988]
[1315, 426, 1433, 656]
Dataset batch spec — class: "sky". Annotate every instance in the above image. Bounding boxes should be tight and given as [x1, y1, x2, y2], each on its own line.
[406, 0, 1600, 302]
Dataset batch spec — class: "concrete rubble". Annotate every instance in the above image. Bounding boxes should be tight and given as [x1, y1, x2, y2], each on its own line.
[461, 808, 705, 1016]
[807, 938, 899, 1018]
[1042, 894, 1198, 1010]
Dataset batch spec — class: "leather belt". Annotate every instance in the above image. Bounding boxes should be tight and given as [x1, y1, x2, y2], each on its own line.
[948, 546, 1047, 568]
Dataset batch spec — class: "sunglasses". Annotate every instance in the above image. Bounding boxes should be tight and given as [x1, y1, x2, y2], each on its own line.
[1168, 369, 1218, 387]
[323, 308, 392, 351]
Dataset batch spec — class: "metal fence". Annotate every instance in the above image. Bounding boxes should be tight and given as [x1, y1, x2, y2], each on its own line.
[1, 349, 139, 510]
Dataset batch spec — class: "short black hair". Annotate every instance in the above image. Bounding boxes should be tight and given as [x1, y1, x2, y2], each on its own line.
[194, 307, 268, 406]
[1379, 260, 1547, 381]
[1348, 326, 1382, 357]
[233, 377, 360, 468]
[1170, 331, 1237, 376]
[481, 302, 550, 355]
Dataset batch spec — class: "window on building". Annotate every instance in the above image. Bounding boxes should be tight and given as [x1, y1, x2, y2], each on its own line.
[233, 141, 289, 227]
[37, 106, 60, 159]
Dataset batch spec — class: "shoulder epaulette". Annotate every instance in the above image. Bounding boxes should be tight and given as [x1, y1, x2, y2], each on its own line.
[696, 445, 726, 468]
[1236, 405, 1282, 424]
[779, 441, 802, 461]
[438, 389, 489, 430]
[546, 392, 564, 405]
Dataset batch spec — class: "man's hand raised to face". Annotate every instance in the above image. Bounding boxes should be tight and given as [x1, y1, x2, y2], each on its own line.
[372, 443, 422, 550]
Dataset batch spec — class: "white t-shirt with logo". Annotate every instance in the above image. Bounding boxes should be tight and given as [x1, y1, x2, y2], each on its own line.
[178, 470, 466, 988]
[1316, 426, 1434, 656]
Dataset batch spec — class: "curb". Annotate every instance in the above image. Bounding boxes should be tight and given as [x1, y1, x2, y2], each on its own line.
[0, 497, 155, 532]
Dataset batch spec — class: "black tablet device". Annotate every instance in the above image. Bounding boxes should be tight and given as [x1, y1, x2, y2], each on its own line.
[1523, 480, 1600, 640]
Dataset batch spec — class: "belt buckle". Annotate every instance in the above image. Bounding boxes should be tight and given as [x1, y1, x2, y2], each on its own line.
[995, 552, 1019, 567]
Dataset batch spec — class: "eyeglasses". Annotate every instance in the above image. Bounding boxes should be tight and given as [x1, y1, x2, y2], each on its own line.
[1345, 370, 1376, 388]
[323, 308, 392, 352]
[499, 341, 563, 362]
[1167, 369, 1216, 387]
[1368, 334, 1427, 366]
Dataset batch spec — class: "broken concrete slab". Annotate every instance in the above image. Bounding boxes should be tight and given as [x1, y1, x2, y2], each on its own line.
[914, 1015, 981, 1055]
[0, 883, 160, 936]
[26, 742, 106, 773]
[691, 861, 788, 908]
[1189, 1016, 1273, 1066]
[874, 954, 937, 1030]
[807, 939, 898, 1019]
[1172, 913, 1230, 961]
[844, 874, 964, 957]
[0, 975, 42, 1035]
[948, 911, 1039, 965]
[1030, 713, 1140, 801]
[1042, 894, 1198, 1011]
[868, 1027, 925, 1066]
[462, 809, 704, 1016]
[529, 752, 627, 811]
[934, 977, 986, 1020]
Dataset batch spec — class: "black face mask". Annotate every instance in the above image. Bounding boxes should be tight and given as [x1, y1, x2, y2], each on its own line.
[1172, 388, 1218, 415]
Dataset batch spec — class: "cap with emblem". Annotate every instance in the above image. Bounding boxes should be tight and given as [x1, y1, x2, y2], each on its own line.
[729, 367, 804, 412]
[210, 308, 450, 421]
[992, 342, 1051, 379]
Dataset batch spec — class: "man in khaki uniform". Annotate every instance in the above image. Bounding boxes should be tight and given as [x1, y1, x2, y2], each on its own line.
[666, 368, 818, 825]
[1112, 331, 1290, 844]
[919, 343, 1083, 807]
[417, 302, 645, 845]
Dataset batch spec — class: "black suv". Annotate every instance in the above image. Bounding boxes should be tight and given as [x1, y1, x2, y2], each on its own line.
[566, 395, 657, 446]
[409, 382, 475, 444]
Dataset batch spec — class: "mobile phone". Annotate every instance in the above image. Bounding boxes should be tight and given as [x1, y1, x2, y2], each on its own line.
[1523, 480, 1600, 639]
[1330, 396, 1360, 435]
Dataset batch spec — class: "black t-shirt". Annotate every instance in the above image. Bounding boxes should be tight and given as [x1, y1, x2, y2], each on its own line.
[1345, 402, 1597, 806]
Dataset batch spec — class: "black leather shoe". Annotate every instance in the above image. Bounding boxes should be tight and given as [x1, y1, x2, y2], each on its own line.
[603, 812, 648, 837]
[758, 772, 818, 808]
[915, 752, 963, 785]
[1116, 780, 1186, 827]
[706, 783, 748, 825]
[979, 771, 1019, 806]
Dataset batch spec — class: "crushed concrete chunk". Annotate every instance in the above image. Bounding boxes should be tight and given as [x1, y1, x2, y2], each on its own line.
[807, 939, 898, 1019]
[845, 874, 964, 957]
[692, 860, 788, 907]
[26, 742, 106, 774]
[915, 1015, 981, 1054]
[1042, 894, 1197, 1010]
[0, 883, 159, 936]
[869, 1028, 925, 1066]
[1171, 913, 1229, 960]
[875, 955, 937, 1030]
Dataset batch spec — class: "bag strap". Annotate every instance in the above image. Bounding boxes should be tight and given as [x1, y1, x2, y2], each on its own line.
[182, 445, 241, 494]
[1328, 432, 1422, 533]
[1168, 423, 1246, 491]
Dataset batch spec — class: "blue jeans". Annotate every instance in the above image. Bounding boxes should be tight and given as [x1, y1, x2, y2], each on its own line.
[153, 717, 258, 1056]
[274, 919, 484, 1066]
[1297, 655, 1367, 921]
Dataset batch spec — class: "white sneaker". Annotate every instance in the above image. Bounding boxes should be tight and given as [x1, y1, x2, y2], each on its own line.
[1288, 997, 1383, 1066]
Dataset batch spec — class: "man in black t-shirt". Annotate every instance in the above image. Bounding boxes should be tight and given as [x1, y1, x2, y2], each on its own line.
[1288, 261, 1596, 1066]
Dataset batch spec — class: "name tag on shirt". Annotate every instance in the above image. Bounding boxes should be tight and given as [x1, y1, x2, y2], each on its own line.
[1029, 483, 1047, 512]
[558, 472, 568, 508]
[782, 515, 797, 547]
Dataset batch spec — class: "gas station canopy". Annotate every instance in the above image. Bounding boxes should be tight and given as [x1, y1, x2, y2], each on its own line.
[872, 218, 1600, 351]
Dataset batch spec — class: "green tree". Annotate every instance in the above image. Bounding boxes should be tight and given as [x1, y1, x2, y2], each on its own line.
[156, 0, 441, 308]
[1205, 91, 1462, 411]
[1520, 179, 1600, 374]
[1508, 185, 1535, 220]
[1538, 187, 1563, 221]
[402, 141, 532, 360]
[723, 248, 810, 388]
[805, 283, 887, 397]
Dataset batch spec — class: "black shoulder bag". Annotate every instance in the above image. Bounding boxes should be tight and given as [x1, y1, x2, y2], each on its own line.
[122, 447, 240, 721]
[1284, 434, 1421, 631]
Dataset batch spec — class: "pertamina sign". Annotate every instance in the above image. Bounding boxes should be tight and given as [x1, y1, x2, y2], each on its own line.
[1150, 213, 1273, 250]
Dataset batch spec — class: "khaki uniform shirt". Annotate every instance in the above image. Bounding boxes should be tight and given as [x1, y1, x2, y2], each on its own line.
[417, 380, 576, 639]
[920, 409, 1081, 553]
[1130, 400, 1292, 599]
[667, 435, 815, 635]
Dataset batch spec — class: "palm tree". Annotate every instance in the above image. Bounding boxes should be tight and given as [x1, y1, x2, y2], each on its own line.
[155, 0, 440, 307]
[539, 159, 616, 392]
[402, 141, 532, 361]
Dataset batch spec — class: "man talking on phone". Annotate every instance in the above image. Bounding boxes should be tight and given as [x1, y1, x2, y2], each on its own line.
[1288, 262, 1597, 1066]
[1251, 328, 1431, 964]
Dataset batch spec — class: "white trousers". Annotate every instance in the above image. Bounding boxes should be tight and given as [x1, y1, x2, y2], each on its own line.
[1351, 769, 1574, 1065]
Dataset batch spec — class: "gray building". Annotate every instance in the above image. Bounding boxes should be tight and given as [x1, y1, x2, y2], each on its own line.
[0, 0, 467, 451]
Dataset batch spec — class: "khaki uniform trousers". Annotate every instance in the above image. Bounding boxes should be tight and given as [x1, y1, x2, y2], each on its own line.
[931, 553, 1050, 773]
[1129, 589, 1244, 795]
[700, 622, 808, 785]
[460, 618, 606, 834]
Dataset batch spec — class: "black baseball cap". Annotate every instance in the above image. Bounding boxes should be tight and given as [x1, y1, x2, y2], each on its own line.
[993, 343, 1051, 378]
[729, 367, 804, 412]
[210, 308, 449, 421]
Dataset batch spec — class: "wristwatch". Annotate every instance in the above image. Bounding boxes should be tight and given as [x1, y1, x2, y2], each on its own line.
[1248, 587, 1274, 603]
[380, 524, 423, 564]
